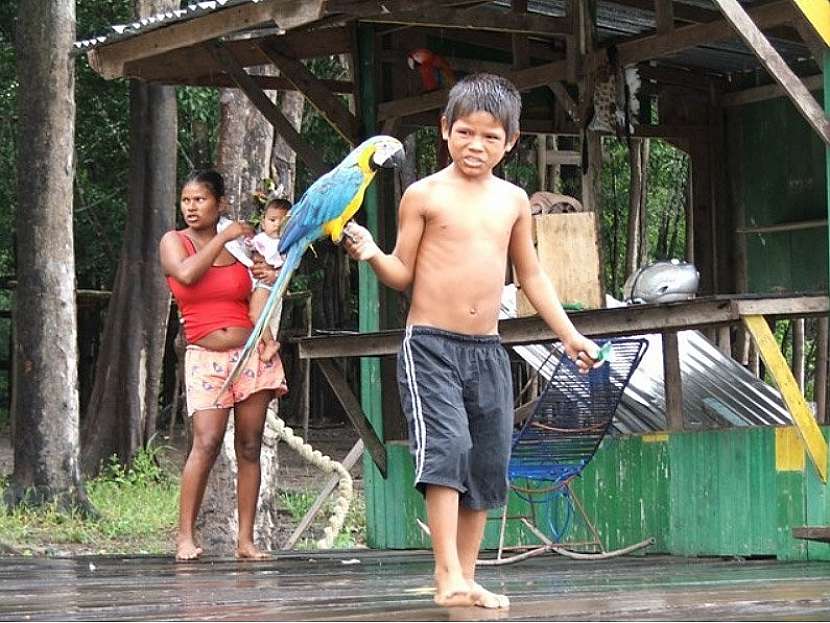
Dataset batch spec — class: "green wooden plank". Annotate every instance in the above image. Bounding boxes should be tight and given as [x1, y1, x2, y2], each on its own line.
[357, 23, 386, 549]
[804, 427, 830, 560]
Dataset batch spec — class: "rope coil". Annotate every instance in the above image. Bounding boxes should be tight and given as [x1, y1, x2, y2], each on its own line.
[269, 409, 354, 549]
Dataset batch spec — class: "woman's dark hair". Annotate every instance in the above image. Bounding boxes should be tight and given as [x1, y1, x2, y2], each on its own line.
[183, 169, 225, 199]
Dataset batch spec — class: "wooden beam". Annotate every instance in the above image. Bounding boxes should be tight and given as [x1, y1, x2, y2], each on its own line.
[122, 26, 353, 83]
[654, 0, 675, 33]
[159, 74, 353, 93]
[545, 149, 581, 166]
[662, 331, 684, 430]
[206, 41, 328, 177]
[360, 5, 572, 37]
[723, 74, 824, 107]
[325, 0, 481, 18]
[296, 296, 830, 359]
[614, 0, 793, 66]
[711, 0, 829, 145]
[316, 360, 387, 478]
[548, 81, 579, 123]
[378, 60, 568, 121]
[736, 218, 827, 234]
[259, 38, 359, 144]
[743, 314, 828, 483]
[88, 0, 324, 79]
[793, 526, 830, 542]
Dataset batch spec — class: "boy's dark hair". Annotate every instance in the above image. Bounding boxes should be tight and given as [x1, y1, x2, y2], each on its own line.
[443, 73, 521, 138]
[265, 198, 292, 213]
[184, 169, 225, 199]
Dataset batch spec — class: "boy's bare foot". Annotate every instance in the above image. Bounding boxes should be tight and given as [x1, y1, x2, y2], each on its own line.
[434, 570, 476, 607]
[236, 542, 270, 560]
[469, 581, 510, 609]
[260, 338, 280, 363]
[175, 537, 203, 561]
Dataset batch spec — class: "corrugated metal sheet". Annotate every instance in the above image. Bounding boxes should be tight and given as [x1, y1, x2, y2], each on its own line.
[500, 285, 792, 434]
[74, 0, 263, 50]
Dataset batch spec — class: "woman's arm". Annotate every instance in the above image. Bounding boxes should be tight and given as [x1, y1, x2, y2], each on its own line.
[160, 222, 253, 285]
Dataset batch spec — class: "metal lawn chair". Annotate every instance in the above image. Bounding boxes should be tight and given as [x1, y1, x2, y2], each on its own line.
[479, 337, 653, 565]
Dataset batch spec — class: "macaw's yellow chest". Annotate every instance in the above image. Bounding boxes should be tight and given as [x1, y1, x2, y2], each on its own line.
[322, 171, 376, 243]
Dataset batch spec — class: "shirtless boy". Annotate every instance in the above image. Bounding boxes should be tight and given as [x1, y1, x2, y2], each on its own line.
[344, 73, 599, 609]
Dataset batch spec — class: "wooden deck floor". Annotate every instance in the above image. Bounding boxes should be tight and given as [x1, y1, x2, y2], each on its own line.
[3, 550, 830, 621]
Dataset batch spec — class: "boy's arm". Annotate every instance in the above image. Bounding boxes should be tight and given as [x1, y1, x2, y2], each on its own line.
[344, 183, 425, 292]
[509, 191, 600, 368]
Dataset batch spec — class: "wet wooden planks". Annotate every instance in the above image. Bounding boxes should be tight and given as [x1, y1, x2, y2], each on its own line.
[2, 551, 830, 621]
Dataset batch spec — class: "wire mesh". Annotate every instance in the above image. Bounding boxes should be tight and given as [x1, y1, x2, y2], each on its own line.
[509, 338, 648, 483]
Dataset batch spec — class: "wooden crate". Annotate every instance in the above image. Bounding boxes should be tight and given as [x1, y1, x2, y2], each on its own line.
[515, 211, 604, 316]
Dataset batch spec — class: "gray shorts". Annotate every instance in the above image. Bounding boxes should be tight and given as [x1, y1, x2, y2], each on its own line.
[397, 325, 514, 510]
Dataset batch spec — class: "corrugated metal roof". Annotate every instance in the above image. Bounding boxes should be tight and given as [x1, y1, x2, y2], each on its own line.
[76, 0, 811, 79]
[74, 0, 263, 50]
[500, 286, 792, 434]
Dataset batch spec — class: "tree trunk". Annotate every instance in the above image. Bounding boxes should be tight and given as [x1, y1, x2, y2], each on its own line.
[81, 0, 179, 475]
[272, 90, 305, 202]
[624, 141, 642, 279]
[636, 138, 650, 266]
[6, 0, 91, 511]
[216, 67, 278, 220]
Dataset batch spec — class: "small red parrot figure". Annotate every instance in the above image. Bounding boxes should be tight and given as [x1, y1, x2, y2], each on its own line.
[407, 48, 457, 169]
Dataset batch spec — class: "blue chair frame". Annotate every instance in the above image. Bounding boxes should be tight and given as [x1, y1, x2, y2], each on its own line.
[480, 338, 653, 565]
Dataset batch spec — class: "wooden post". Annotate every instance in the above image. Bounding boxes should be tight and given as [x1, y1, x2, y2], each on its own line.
[662, 331, 684, 431]
[718, 325, 732, 357]
[743, 314, 827, 483]
[815, 317, 828, 424]
[536, 135, 547, 191]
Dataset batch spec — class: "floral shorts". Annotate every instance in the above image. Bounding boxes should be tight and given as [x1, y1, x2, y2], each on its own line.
[184, 345, 288, 416]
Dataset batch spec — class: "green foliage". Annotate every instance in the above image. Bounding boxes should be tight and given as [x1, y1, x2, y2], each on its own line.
[278, 488, 366, 549]
[599, 137, 689, 297]
[0, 445, 178, 554]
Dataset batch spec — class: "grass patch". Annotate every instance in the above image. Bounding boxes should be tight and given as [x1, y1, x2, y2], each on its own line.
[279, 488, 366, 550]
[0, 445, 179, 555]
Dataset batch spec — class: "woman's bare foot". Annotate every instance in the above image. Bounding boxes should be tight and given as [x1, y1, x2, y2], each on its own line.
[469, 581, 510, 609]
[175, 537, 203, 561]
[236, 542, 270, 560]
[434, 569, 476, 607]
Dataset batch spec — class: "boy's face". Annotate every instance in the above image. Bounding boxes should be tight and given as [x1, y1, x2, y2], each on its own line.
[262, 206, 288, 236]
[441, 111, 517, 178]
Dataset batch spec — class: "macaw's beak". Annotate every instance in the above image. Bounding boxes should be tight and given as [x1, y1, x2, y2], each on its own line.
[376, 144, 405, 169]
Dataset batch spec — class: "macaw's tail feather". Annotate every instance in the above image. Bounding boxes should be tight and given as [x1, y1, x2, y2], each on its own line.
[215, 245, 305, 404]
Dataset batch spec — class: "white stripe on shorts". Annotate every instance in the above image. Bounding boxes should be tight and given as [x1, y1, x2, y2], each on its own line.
[402, 326, 426, 484]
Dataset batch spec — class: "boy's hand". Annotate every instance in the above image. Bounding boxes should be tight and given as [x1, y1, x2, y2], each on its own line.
[343, 222, 380, 261]
[563, 333, 602, 373]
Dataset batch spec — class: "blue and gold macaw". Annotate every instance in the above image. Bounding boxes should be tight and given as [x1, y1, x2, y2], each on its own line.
[219, 135, 405, 395]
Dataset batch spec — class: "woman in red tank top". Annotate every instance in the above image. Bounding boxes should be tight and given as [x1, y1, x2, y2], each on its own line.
[160, 170, 287, 561]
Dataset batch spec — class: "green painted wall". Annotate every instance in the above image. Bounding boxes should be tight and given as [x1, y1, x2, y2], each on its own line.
[729, 92, 828, 293]
[368, 427, 830, 560]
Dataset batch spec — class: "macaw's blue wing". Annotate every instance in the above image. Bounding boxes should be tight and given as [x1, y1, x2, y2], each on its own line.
[279, 165, 365, 253]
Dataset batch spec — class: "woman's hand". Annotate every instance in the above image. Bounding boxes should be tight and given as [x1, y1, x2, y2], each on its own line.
[220, 220, 254, 242]
[252, 257, 279, 285]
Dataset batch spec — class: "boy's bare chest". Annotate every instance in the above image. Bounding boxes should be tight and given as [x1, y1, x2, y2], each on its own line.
[424, 198, 515, 242]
